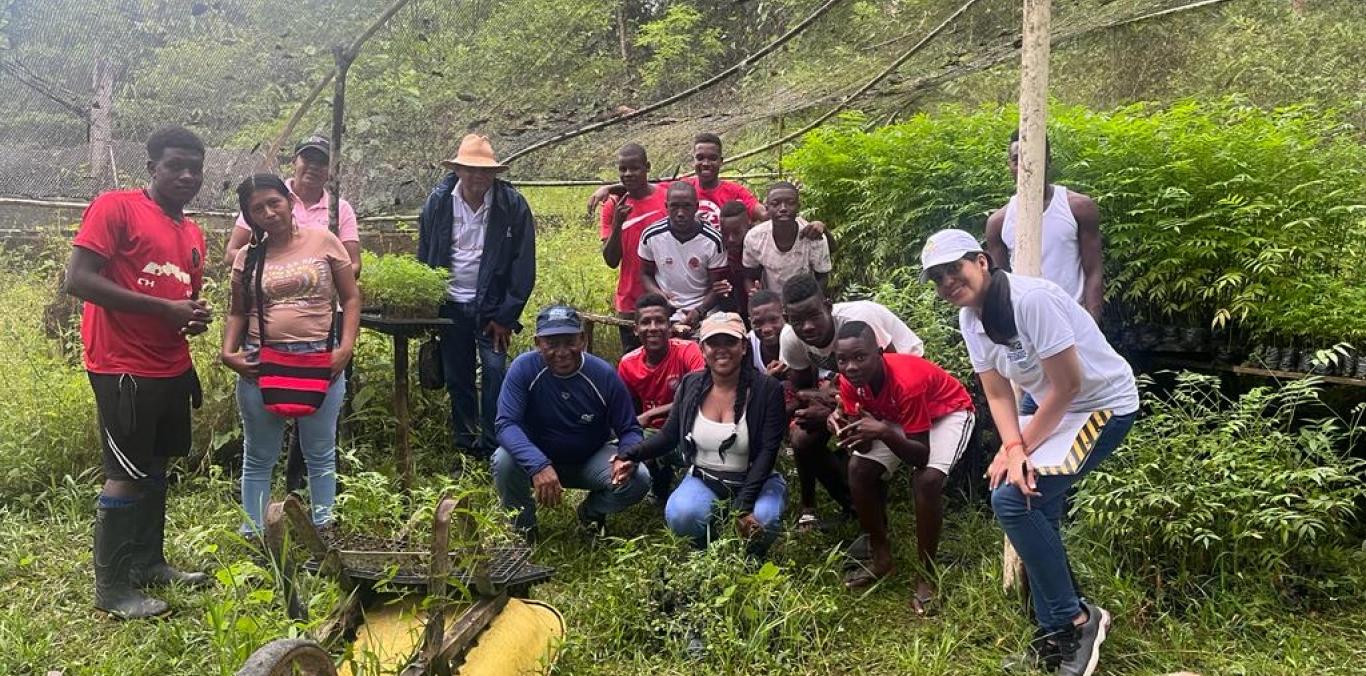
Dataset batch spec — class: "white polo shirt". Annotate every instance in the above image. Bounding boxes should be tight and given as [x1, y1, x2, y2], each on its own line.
[779, 300, 924, 374]
[960, 273, 1138, 414]
[448, 183, 491, 302]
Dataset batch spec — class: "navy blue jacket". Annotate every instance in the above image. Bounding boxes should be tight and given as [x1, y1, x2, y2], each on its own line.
[496, 350, 644, 477]
[416, 174, 536, 330]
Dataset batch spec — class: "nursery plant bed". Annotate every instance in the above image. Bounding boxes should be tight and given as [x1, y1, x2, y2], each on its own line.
[1151, 356, 1366, 388]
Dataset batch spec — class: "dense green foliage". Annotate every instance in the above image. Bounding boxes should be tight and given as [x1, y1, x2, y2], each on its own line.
[1074, 373, 1366, 600]
[790, 99, 1366, 343]
[357, 251, 448, 318]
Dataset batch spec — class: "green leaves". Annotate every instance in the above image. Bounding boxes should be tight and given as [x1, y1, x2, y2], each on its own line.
[790, 98, 1366, 340]
[1072, 373, 1366, 600]
[358, 251, 447, 318]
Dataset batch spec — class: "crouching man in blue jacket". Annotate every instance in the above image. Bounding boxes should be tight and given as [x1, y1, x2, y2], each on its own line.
[493, 304, 650, 540]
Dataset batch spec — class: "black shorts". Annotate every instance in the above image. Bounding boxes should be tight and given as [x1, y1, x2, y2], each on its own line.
[88, 369, 199, 481]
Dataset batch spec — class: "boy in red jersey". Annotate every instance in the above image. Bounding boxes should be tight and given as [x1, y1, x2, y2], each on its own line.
[617, 293, 705, 500]
[830, 321, 975, 615]
[600, 143, 668, 352]
[64, 126, 214, 619]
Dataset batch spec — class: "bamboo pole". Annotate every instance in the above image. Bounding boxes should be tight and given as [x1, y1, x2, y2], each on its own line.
[1003, 0, 1052, 594]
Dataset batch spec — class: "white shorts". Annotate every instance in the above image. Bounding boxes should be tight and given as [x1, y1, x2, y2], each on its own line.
[852, 409, 975, 479]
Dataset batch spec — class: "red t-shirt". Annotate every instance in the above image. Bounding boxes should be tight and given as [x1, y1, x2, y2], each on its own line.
[838, 354, 973, 434]
[663, 177, 761, 229]
[72, 190, 206, 377]
[600, 189, 668, 312]
[616, 339, 705, 428]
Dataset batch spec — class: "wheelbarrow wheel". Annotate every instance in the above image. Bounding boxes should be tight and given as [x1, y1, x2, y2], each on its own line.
[236, 638, 336, 676]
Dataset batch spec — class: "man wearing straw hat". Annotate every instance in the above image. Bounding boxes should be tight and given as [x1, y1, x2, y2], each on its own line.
[418, 134, 537, 471]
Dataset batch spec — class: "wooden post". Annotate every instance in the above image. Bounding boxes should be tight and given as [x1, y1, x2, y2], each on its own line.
[1004, 0, 1052, 593]
[328, 46, 352, 237]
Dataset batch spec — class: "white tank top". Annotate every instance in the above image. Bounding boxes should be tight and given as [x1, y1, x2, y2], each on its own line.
[1001, 185, 1084, 303]
[691, 411, 750, 474]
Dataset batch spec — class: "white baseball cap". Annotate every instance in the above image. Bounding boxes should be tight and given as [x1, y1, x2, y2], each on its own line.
[919, 229, 985, 281]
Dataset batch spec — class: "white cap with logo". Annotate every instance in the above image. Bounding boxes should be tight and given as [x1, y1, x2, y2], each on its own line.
[919, 229, 986, 281]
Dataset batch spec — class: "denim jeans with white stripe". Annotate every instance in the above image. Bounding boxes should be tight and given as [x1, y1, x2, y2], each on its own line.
[990, 410, 1136, 631]
[237, 340, 343, 532]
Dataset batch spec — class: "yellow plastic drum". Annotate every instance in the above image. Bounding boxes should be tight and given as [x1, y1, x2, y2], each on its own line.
[458, 599, 565, 676]
[337, 598, 564, 676]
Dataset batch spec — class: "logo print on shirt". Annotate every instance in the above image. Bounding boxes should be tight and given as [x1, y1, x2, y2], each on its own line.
[1006, 339, 1031, 366]
[138, 261, 192, 288]
[580, 413, 596, 424]
[687, 257, 701, 269]
[663, 257, 675, 266]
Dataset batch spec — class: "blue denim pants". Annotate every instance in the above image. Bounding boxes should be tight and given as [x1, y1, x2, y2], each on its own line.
[438, 302, 507, 458]
[237, 340, 344, 532]
[491, 442, 650, 532]
[665, 471, 787, 555]
[990, 410, 1136, 632]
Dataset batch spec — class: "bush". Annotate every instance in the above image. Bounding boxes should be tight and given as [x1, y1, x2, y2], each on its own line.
[1073, 372, 1366, 600]
[788, 98, 1366, 343]
[358, 252, 448, 318]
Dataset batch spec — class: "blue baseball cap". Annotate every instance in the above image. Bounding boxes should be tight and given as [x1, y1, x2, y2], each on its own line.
[535, 304, 583, 337]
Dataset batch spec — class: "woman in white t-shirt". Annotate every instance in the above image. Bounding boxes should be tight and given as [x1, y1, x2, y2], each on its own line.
[920, 229, 1137, 676]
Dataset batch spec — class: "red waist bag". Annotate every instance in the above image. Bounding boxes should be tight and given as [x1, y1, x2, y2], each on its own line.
[257, 347, 332, 417]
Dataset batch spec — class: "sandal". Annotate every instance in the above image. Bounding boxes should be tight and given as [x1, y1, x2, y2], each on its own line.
[842, 564, 894, 590]
[796, 511, 820, 533]
[910, 590, 938, 617]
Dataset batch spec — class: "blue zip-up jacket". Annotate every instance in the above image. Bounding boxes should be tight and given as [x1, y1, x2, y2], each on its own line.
[495, 350, 644, 477]
[416, 174, 536, 330]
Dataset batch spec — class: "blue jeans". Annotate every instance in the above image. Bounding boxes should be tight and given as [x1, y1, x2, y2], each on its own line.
[439, 302, 507, 458]
[491, 442, 650, 532]
[665, 471, 787, 555]
[1019, 392, 1039, 415]
[237, 341, 345, 532]
[990, 410, 1137, 632]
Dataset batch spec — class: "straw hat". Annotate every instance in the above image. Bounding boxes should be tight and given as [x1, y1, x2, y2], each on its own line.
[441, 134, 508, 172]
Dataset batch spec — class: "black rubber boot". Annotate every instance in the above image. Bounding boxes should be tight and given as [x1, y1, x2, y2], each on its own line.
[94, 502, 170, 619]
[134, 481, 211, 589]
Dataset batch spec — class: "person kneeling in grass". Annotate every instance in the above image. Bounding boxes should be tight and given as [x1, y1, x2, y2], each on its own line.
[617, 292, 706, 502]
[493, 304, 649, 540]
[612, 313, 788, 556]
[829, 321, 975, 615]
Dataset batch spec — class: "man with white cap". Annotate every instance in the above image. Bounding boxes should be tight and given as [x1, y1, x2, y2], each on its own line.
[417, 134, 537, 469]
[492, 304, 649, 539]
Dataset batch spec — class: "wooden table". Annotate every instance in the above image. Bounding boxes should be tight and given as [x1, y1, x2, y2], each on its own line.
[359, 314, 453, 489]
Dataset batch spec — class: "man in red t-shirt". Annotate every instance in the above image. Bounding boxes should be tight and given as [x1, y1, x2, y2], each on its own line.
[600, 143, 668, 352]
[829, 321, 975, 614]
[616, 293, 705, 500]
[65, 126, 214, 620]
[588, 132, 767, 228]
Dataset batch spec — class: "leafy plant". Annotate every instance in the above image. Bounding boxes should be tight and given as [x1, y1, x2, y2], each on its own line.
[358, 252, 448, 318]
[788, 99, 1366, 342]
[1073, 372, 1366, 600]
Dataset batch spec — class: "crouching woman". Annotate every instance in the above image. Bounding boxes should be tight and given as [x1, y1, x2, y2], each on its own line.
[221, 174, 360, 533]
[612, 312, 788, 555]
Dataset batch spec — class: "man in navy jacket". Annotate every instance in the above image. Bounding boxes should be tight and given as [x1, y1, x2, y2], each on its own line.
[417, 135, 536, 465]
[493, 304, 649, 538]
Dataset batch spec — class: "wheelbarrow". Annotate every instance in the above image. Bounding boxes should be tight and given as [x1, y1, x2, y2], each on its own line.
[236, 494, 562, 675]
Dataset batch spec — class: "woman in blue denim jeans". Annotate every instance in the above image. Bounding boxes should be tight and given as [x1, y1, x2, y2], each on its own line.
[612, 312, 789, 556]
[921, 229, 1139, 676]
[221, 174, 361, 533]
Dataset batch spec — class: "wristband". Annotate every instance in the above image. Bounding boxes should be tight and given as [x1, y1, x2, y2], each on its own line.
[1002, 439, 1026, 455]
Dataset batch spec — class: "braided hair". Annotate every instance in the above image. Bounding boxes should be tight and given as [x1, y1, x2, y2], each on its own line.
[234, 174, 291, 340]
